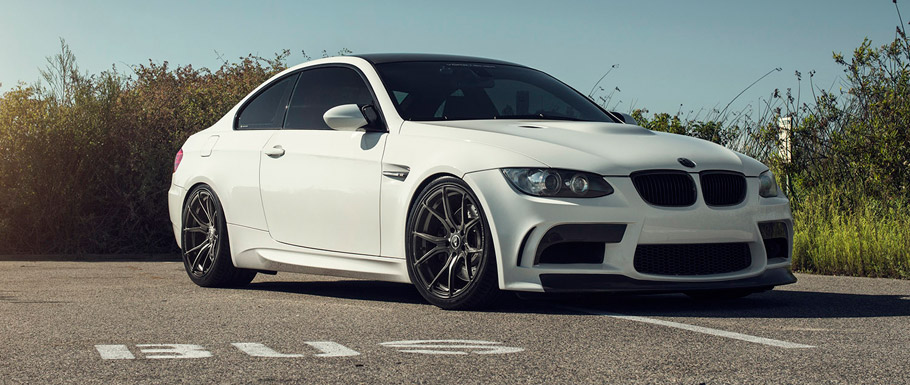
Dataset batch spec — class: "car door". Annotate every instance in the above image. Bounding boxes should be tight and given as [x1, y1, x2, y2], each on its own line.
[259, 65, 386, 256]
[218, 72, 298, 230]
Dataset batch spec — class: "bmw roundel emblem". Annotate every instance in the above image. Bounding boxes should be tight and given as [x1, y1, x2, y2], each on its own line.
[677, 157, 696, 168]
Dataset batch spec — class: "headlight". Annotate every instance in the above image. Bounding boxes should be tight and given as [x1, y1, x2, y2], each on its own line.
[501, 168, 614, 198]
[758, 170, 780, 197]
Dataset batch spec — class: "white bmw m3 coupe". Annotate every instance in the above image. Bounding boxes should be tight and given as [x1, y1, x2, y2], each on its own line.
[168, 54, 796, 309]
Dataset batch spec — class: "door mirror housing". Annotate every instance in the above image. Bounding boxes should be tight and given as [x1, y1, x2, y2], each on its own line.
[323, 104, 385, 132]
[324, 104, 368, 131]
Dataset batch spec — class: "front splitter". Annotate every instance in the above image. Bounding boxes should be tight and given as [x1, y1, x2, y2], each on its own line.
[539, 267, 797, 293]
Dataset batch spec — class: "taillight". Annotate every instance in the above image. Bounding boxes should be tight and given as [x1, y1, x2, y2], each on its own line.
[173, 149, 184, 173]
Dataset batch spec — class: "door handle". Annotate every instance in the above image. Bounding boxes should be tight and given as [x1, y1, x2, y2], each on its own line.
[264, 145, 285, 158]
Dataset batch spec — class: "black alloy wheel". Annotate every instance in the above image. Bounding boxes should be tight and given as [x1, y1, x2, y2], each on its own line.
[406, 177, 499, 310]
[181, 185, 256, 287]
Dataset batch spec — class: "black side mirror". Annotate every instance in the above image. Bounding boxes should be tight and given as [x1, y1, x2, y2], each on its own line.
[361, 105, 386, 132]
[610, 111, 638, 125]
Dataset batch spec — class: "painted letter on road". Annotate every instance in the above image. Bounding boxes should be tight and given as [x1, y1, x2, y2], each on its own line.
[136, 344, 212, 359]
[232, 343, 305, 358]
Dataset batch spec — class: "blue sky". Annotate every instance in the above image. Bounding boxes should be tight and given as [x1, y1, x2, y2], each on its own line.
[0, 0, 900, 116]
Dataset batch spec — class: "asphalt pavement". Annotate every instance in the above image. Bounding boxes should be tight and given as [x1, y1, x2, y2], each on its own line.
[1, 260, 908, 384]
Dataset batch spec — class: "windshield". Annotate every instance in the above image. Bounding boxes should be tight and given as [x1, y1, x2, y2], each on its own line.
[374, 61, 618, 122]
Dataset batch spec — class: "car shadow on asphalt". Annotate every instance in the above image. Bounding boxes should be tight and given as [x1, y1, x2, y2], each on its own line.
[524, 289, 910, 319]
[242, 280, 427, 305]
[241, 279, 910, 318]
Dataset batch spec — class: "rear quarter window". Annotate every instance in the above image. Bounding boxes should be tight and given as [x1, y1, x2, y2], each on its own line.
[236, 74, 298, 130]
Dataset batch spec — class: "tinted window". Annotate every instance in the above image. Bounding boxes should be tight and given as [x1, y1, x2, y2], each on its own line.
[375, 62, 617, 122]
[237, 74, 298, 130]
[284, 67, 375, 130]
[484, 80, 581, 120]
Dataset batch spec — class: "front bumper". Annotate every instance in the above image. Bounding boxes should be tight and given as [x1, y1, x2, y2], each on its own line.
[463, 169, 795, 293]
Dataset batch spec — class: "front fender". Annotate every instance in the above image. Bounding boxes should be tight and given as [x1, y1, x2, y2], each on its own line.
[378, 126, 546, 261]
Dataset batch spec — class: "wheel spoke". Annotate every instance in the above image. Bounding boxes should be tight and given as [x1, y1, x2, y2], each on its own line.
[426, 253, 452, 290]
[415, 245, 447, 266]
[190, 241, 210, 271]
[185, 239, 209, 255]
[461, 252, 472, 281]
[187, 202, 206, 228]
[183, 226, 207, 234]
[412, 231, 446, 245]
[463, 217, 480, 234]
[440, 187, 456, 229]
[203, 195, 215, 226]
[459, 191, 466, 230]
[421, 202, 451, 231]
[195, 195, 211, 225]
[447, 253, 459, 296]
[199, 243, 213, 271]
[466, 245, 483, 254]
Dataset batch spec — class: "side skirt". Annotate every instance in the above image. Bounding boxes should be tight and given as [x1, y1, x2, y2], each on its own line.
[227, 224, 411, 284]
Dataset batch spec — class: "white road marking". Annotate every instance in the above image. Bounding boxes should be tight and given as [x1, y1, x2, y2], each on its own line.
[98, 340, 513, 359]
[95, 345, 135, 360]
[563, 306, 815, 349]
[232, 343, 305, 358]
[380, 340, 524, 355]
[136, 344, 213, 359]
[305, 341, 361, 357]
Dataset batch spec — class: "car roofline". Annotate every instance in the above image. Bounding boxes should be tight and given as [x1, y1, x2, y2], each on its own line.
[352, 53, 525, 67]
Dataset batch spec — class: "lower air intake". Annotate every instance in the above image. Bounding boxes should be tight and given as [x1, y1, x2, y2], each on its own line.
[634, 243, 752, 276]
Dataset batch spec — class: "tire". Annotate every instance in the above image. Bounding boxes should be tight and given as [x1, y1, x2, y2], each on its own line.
[181, 185, 256, 287]
[405, 177, 500, 310]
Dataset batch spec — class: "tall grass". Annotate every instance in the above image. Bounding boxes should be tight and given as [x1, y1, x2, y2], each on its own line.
[792, 191, 910, 279]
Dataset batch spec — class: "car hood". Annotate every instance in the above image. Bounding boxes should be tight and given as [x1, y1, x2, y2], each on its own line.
[408, 120, 767, 176]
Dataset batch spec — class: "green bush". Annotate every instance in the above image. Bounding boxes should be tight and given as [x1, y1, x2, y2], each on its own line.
[0, 40, 289, 253]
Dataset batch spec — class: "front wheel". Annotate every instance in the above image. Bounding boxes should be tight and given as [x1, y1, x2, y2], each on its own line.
[181, 185, 256, 287]
[406, 177, 500, 310]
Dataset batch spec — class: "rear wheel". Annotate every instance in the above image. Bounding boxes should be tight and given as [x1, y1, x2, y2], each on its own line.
[406, 177, 500, 310]
[181, 185, 256, 287]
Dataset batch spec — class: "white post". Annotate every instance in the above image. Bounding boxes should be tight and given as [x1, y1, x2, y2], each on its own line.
[777, 116, 792, 196]
[778, 116, 792, 163]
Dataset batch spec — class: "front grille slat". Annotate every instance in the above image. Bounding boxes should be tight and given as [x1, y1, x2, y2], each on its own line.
[700, 172, 746, 206]
[631, 170, 747, 207]
[634, 242, 752, 276]
[631, 171, 696, 207]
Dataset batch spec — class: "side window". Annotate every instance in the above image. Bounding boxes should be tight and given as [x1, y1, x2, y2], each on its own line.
[284, 67, 375, 130]
[236, 74, 298, 130]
